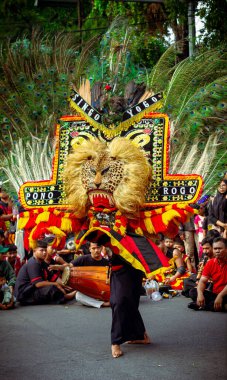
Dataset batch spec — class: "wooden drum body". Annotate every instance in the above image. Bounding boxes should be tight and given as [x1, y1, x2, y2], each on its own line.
[62, 266, 110, 301]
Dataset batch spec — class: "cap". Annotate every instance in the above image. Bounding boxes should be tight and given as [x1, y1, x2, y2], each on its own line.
[7, 244, 17, 252]
[0, 245, 9, 253]
[36, 240, 48, 249]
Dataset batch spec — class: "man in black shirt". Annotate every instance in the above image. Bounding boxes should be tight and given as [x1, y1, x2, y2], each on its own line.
[47, 242, 110, 307]
[70, 242, 110, 308]
[71, 242, 109, 267]
[14, 240, 76, 305]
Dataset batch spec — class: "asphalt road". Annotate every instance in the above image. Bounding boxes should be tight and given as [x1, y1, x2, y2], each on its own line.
[0, 295, 226, 380]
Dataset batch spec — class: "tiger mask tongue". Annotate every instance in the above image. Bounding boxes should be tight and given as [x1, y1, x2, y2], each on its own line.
[88, 190, 115, 208]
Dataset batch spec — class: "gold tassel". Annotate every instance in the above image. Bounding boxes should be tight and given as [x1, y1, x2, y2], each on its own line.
[29, 226, 38, 249]
[18, 215, 30, 230]
[162, 210, 181, 225]
[48, 226, 66, 237]
[135, 227, 144, 236]
[144, 218, 156, 234]
[60, 217, 72, 232]
[36, 211, 50, 223]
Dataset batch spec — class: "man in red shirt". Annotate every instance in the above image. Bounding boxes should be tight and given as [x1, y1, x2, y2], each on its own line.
[188, 237, 227, 311]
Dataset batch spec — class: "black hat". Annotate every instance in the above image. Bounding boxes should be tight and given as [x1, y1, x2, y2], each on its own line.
[7, 244, 17, 252]
[36, 240, 48, 249]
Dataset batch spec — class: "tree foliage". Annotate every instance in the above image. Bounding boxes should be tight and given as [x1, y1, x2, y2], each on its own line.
[196, 0, 227, 47]
[0, 0, 90, 42]
[0, 0, 226, 49]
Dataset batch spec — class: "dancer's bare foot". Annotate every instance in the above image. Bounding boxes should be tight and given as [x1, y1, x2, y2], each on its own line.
[64, 290, 77, 300]
[101, 301, 110, 307]
[126, 331, 151, 344]
[111, 344, 123, 358]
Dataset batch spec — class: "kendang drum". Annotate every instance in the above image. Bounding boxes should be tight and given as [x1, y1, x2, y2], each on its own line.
[62, 266, 110, 301]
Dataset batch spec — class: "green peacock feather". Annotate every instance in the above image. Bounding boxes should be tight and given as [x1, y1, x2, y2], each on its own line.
[147, 44, 227, 193]
[0, 22, 226, 196]
[0, 31, 82, 150]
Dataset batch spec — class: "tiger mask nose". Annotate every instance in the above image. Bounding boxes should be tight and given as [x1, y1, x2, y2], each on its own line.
[94, 172, 102, 188]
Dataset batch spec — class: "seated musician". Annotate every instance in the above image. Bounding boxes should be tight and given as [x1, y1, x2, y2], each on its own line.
[14, 240, 77, 306]
[42, 244, 68, 282]
[49, 241, 110, 308]
[71, 241, 110, 307]
[71, 241, 109, 267]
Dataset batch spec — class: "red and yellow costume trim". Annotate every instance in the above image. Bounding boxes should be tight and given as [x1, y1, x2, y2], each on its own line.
[18, 203, 195, 273]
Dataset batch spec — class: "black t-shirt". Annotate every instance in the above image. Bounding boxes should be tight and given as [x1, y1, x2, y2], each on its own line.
[58, 252, 74, 263]
[42, 258, 60, 282]
[14, 257, 45, 299]
[71, 255, 108, 267]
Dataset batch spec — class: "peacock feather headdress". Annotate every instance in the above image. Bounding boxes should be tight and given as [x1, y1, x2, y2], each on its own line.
[0, 19, 226, 196]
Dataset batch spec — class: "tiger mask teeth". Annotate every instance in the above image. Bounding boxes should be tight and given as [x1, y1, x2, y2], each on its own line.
[88, 191, 115, 208]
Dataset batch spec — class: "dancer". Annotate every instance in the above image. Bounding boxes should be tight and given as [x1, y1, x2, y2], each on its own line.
[110, 256, 151, 358]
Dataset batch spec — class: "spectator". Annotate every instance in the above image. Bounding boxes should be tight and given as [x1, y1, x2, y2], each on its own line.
[0, 187, 14, 242]
[172, 239, 193, 274]
[182, 216, 197, 269]
[178, 229, 186, 248]
[163, 240, 188, 287]
[14, 240, 76, 306]
[0, 245, 16, 310]
[206, 229, 220, 240]
[188, 237, 227, 311]
[194, 205, 206, 258]
[0, 275, 12, 307]
[101, 246, 112, 260]
[207, 180, 227, 238]
[182, 236, 214, 297]
[6, 244, 22, 276]
[162, 236, 174, 259]
[155, 238, 189, 291]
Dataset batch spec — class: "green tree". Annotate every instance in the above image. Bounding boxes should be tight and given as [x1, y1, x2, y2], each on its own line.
[196, 0, 227, 47]
[83, 0, 168, 68]
[0, 0, 91, 43]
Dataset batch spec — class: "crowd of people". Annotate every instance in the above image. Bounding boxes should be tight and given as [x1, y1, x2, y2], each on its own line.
[0, 179, 227, 316]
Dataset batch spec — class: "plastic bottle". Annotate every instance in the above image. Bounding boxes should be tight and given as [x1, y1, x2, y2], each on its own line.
[151, 291, 162, 301]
